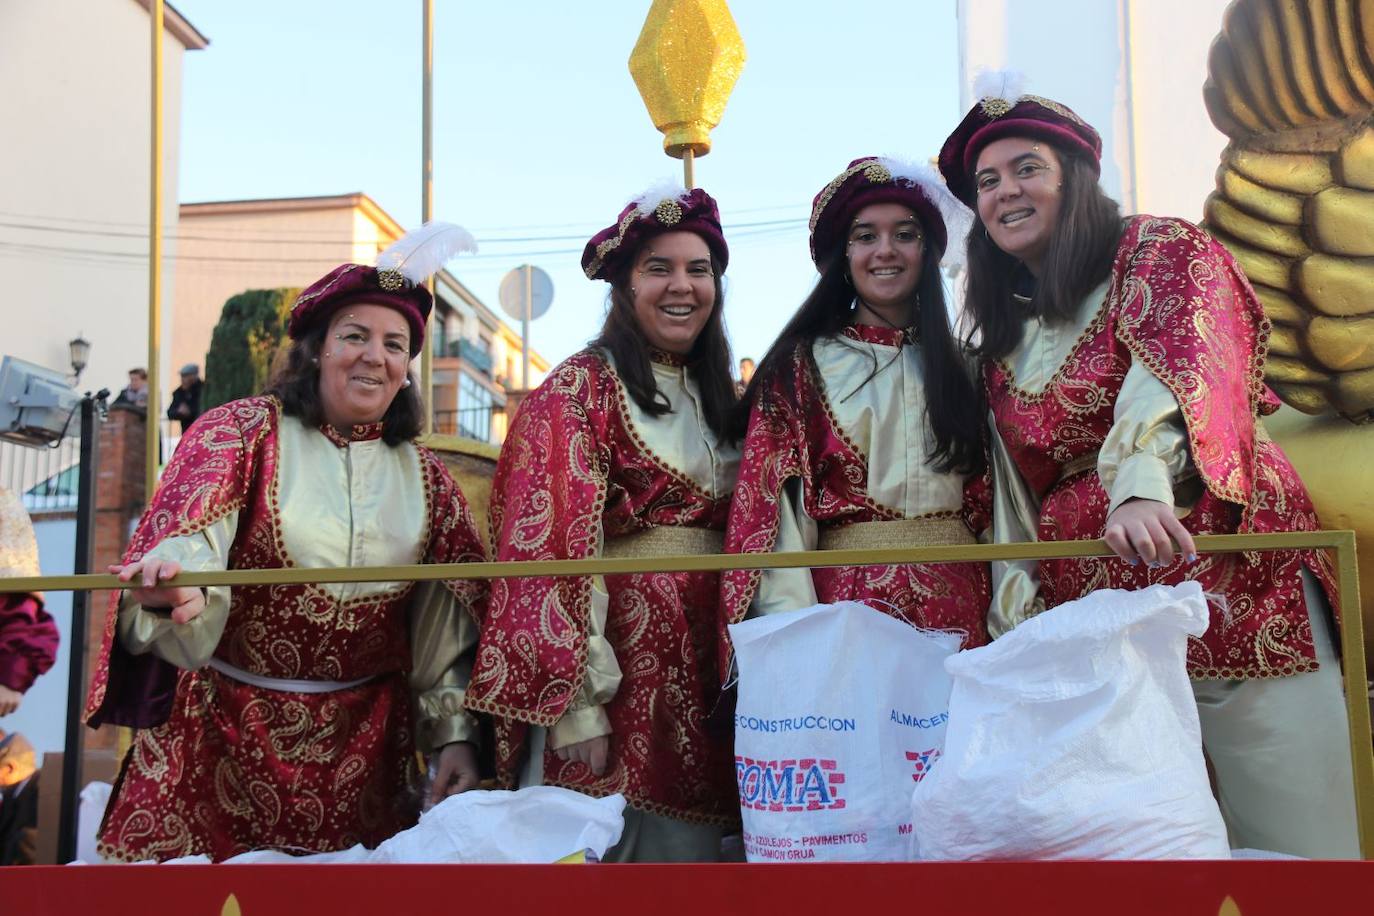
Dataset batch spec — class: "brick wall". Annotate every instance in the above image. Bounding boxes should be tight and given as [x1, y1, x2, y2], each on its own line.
[81, 403, 148, 751]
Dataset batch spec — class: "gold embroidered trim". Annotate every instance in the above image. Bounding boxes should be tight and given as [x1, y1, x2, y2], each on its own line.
[584, 208, 643, 279]
[810, 342, 900, 522]
[817, 515, 974, 551]
[997, 286, 1115, 403]
[598, 350, 716, 504]
[603, 525, 724, 559]
[292, 264, 365, 306]
[1022, 94, 1089, 127]
[1189, 659, 1320, 680]
[584, 196, 689, 280]
[808, 158, 893, 238]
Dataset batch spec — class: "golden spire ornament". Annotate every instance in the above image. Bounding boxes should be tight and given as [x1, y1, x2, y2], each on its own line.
[629, 0, 746, 188]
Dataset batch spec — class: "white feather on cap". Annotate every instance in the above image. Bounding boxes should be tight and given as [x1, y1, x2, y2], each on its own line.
[972, 67, 1027, 104]
[876, 155, 974, 271]
[376, 221, 478, 285]
[632, 178, 691, 216]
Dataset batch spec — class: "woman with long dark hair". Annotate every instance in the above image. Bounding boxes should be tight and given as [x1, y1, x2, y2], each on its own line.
[939, 74, 1357, 858]
[86, 226, 489, 861]
[719, 158, 991, 654]
[466, 185, 738, 861]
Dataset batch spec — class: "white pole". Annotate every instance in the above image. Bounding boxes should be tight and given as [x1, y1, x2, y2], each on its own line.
[522, 264, 531, 390]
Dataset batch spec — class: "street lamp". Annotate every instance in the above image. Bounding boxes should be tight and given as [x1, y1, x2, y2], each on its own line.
[68, 334, 91, 382]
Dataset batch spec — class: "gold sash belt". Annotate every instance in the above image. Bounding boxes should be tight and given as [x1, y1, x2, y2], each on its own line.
[817, 516, 976, 552]
[1057, 451, 1100, 484]
[602, 526, 725, 559]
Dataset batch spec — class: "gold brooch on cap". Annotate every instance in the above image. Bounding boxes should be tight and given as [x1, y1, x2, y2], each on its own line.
[376, 269, 406, 291]
[979, 96, 1014, 118]
[862, 161, 892, 183]
[654, 198, 684, 225]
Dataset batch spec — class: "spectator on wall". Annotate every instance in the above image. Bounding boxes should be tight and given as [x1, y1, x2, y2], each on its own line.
[113, 368, 149, 409]
[167, 364, 204, 433]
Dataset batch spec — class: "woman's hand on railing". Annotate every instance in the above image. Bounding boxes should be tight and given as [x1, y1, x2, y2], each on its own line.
[555, 735, 610, 777]
[429, 741, 481, 806]
[1103, 498, 1198, 568]
[109, 558, 207, 625]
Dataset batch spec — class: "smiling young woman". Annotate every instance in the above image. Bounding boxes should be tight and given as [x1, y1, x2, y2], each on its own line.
[940, 76, 1358, 858]
[465, 185, 739, 862]
[720, 157, 991, 671]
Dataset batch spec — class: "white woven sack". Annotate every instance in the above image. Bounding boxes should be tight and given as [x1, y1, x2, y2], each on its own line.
[910, 582, 1230, 860]
[730, 601, 961, 862]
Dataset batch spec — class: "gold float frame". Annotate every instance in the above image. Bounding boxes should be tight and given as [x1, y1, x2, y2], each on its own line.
[8, 530, 1371, 858]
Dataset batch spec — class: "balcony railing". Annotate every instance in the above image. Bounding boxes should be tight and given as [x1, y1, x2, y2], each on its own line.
[448, 339, 493, 376]
[432, 406, 496, 442]
[1, 434, 82, 514]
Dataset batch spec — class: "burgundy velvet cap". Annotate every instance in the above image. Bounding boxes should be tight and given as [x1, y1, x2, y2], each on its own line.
[808, 157, 952, 267]
[581, 186, 729, 281]
[287, 263, 433, 356]
[938, 94, 1102, 205]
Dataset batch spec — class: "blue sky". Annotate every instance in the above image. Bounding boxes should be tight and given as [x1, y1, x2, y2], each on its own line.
[172, 1, 962, 368]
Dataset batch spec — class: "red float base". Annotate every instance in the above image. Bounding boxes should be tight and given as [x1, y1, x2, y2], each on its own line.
[2, 861, 1371, 915]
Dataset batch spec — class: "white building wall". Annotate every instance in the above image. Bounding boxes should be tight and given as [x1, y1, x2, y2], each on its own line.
[0, 0, 195, 405]
[956, 0, 1230, 221]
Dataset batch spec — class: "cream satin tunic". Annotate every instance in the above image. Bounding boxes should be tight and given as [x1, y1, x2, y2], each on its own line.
[116, 416, 479, 750]
[989, 279, 1194, 637]
[753, 330, 973, 617]
[548, 352, 739, 749]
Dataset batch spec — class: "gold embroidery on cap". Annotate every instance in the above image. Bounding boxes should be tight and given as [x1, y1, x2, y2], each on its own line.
[376, 269, 405, 292]
[862, 161, 892, 183]
[654, 198, 684, 225]
[979, 96, 1013, 118]
[1023, 94, 1087, 126]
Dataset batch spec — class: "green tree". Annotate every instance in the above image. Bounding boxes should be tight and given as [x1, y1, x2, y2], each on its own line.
[202, 287, 299, 410]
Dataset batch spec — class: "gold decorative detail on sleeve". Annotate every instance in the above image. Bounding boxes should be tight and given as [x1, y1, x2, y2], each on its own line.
[221, 894, 243, 916]
[1217, 895, 1241, 916]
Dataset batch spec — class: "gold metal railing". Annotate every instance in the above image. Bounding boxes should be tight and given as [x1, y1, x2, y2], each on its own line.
[7, 530, 1371, 858]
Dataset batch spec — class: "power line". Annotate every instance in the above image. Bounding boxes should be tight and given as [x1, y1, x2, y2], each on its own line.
[0, 203, 809, 240]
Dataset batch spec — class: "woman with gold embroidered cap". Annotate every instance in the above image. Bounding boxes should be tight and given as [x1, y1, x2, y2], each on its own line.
[465, 183, 738, 861]
[719, 158, 991, 652]
[940, 72, 1358, 858]
[84, 225, 489, 862]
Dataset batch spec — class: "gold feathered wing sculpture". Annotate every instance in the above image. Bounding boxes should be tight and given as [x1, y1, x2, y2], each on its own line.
[1201, 0, 1374, 419]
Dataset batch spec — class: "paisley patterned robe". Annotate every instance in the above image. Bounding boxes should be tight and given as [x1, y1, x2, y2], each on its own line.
[720, 325, 991, 664]
[987, 216, 1334, 679]
[85, 396, 486, 861]
[465, 349, 739, 826]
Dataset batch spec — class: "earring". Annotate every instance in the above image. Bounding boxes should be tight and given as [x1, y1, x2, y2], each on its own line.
[402, 378, 412, 388]
[311, 357, 319, 366]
